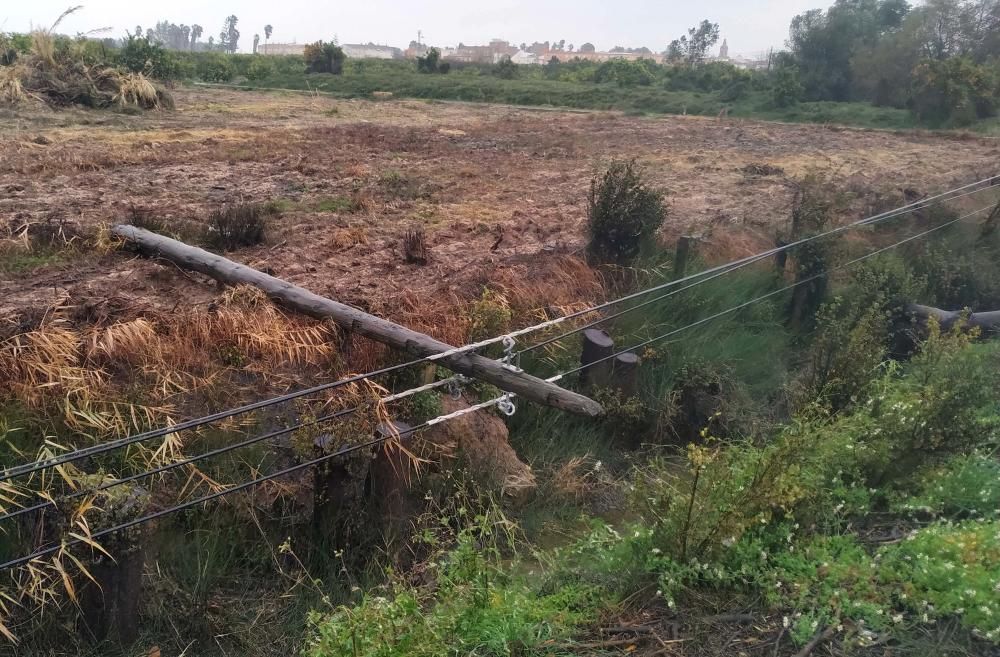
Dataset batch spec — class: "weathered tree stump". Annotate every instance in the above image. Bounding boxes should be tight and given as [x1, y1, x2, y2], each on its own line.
[774, 238, 789, 273]
[77, 485, 149, 644]
[367, 421, 417, 547]
[403, 226, 428, 265]
[579, 329, 614, 390]
[674, 236, 696, 279]
[612, 352, 641, 397]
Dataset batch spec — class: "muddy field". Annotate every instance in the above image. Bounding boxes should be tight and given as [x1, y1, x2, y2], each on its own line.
[2, 86, 999, 324]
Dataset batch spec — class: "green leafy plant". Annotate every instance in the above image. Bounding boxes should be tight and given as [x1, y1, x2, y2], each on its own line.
[586, 159, 666, 267]
[304, 41, 345, 75]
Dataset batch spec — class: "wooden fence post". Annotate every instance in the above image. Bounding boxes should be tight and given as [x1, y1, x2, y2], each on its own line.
[774, 238, 788, 273]
[579, 329, 614, 390]
[312, 434, 360, 540]
[78, 486, 148, 644]
[673, 236, 695, 279]
[612, 352, 641, 397]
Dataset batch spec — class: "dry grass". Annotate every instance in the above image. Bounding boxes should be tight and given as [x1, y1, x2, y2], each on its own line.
[1, 11, 170, 112]
[0, 286, 338, 442]
[329, 226, 369, 250]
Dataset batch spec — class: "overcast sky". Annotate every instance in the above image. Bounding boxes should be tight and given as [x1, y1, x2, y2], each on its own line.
[2, 1, 828, 56]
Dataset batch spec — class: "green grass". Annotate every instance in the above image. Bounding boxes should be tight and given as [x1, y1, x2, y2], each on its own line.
[212, 63, 925, 131]
[0, 247, 68, 274]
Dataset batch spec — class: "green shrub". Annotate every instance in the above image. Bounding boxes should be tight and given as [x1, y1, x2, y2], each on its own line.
[206, 202, 277, 250]
[416, 47, 449, 74]
[897, 453, 1000, 519]
[911, 57, 999, 127]
[492, 56, 516, 80]
[117, 35, 179, 80]
[879, 520, 1000, 641]
[195, 53, 236, 82]
[304, 41, 345, 75]
[304, 515, 600, 657]
[245, 57, 274, 82]
[586, 159, 666, 266]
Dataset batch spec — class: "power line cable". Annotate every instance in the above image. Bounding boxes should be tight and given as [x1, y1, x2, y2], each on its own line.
[550, 203, 995, 383]
[0, 393, 506, 571]
[1, 202, 993, 570]
[520, 182, 998, 356]
[0, 376, 459, 524]
[3, 176, 994, 482]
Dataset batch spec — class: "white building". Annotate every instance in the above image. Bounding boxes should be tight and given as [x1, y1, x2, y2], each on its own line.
[510, 50, 539, 65]
[341, 44, 403, 59]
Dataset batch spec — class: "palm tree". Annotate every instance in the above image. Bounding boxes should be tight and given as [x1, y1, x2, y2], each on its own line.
[264, 24, 273, 45]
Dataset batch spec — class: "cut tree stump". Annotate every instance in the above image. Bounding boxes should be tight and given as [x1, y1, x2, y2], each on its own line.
[403, 226, 428, 265]
[579, 329, 614, 390]
[111, 225, 601, 417]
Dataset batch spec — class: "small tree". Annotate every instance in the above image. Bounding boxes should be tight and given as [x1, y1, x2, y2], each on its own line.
[304, 41, 345, 74]
[416, 47, 449, 74]
[493, 55, 516, 79]
[219, 15, 240, 54]
[587, 159, 667, 266]
[667, 20, 721, 65]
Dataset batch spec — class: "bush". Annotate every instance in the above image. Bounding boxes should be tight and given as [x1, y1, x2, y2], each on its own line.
[492, 56, 516, 80]
[592, 59, 657, 87]
[910, 57, 999, 126]
[770, 65, 804, 108]
[304, 41, 345, 75]
[586, 159, 666, 266]
[206, 202, 277, 250]
[416, 48, 449, 75]
[195, 53, 235, 82]
[897, 453, 1000, 519]
[245, 57, 274, 82]
[117, 35, 179, 80]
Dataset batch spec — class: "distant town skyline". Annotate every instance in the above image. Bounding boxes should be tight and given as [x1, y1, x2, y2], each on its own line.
[2, 1, 827, 57]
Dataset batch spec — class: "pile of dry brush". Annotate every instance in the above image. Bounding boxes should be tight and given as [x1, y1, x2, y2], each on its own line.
[0, 12, 171, 110]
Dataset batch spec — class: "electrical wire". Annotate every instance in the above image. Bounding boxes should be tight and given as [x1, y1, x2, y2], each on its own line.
[520, 181, 998, 356]
[0, 394, 505, 571]
[3, 176, 994, 483]
[550, 203, 995, 383]
[0, 377, 459, 524]
[1, 200, 994, 570]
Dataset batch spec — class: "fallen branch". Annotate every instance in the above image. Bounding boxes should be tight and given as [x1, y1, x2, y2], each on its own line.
[906, 303, 1000, 334]
[112, 225, 602, 417]
[791, 625, 836, 657]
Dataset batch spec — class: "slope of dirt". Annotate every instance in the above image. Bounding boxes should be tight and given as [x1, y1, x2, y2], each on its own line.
[2, 86, 998, 322]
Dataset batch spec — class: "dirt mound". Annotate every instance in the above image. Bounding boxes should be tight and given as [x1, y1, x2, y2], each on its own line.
[424, 396, 536, 502]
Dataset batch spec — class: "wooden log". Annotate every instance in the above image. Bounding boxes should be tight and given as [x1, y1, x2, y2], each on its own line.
[906, 303, 1000, 334]
[112, 225, 601, 417]
[579, 329, 614, 390]
[673, 236, 695, 279]
[612, 352, 641, 397]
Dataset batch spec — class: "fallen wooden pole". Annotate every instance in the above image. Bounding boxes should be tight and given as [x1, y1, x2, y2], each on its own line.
[906, 303, 1000, 334]
[112, 225, 602, 417]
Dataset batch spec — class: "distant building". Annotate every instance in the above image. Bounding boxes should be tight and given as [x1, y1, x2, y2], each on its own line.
[719, 39, 729, 60]
[546, 50, 664, 64]
[259, 42, 305, 56]
[341, 43, 403, 59]
[511, 50, 539, 65]
[441, 38, 518, 64]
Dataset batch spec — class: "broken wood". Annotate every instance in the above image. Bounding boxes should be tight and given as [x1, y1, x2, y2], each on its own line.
[112, 225, 601, 417]
[906, 303, 1000, 334]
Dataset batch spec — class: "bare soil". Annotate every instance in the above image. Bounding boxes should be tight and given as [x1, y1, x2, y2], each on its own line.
[2, 86, 998, 324]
